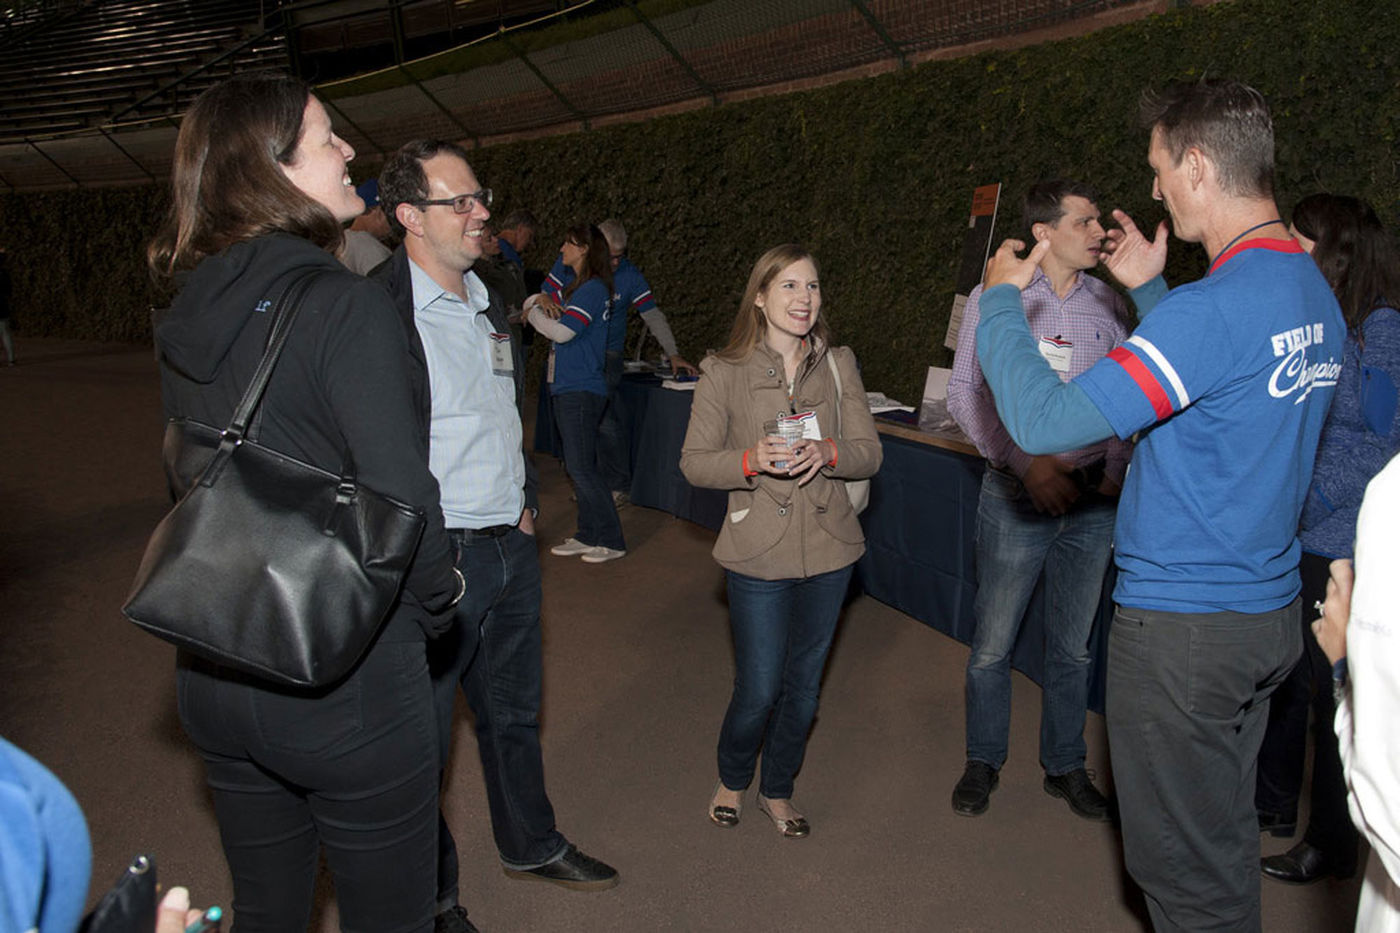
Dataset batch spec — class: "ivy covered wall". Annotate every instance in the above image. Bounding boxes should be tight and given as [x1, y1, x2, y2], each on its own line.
[2, 0, 1395, 403]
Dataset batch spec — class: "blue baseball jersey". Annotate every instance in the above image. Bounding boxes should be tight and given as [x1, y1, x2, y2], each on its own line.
[549, 277, 612, 396]
[1075, 238, 1344, 613]
[544, 255, 657, 352]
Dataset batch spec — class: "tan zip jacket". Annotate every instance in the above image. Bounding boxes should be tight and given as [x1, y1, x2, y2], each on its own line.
[680, 339, 882, 580]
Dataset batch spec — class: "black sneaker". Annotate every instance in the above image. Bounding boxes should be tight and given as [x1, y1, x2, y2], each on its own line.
[951, 761, 999, 816]
[1044, 768, 1110, 821]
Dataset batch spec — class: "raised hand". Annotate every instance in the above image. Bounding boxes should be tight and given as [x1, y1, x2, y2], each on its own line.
[982, 238, 1051, 292]
[1100, 209, 1169, 289]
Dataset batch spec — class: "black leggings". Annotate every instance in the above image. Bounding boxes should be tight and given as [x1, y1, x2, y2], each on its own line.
[176, 635, 439, 932]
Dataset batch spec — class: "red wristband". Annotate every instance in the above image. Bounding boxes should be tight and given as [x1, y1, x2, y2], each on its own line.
[825, 439, 838, 467]
[742, 449, 759, 477]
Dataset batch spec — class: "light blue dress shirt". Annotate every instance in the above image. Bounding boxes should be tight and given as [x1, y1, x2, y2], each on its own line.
[410, 259, 525, 528]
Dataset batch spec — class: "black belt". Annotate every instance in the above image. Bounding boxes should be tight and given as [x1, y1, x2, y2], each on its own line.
[448, 524, 514, 539]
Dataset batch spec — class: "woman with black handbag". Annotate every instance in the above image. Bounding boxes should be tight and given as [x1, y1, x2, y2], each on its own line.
[146, 75, 464, 931]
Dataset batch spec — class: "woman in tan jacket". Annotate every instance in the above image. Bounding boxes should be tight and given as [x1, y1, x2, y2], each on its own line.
[681, 244, 882, 837]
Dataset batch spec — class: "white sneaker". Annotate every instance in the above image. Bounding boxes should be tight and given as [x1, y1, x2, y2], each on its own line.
[580, 545, 626, 564]
[550, 537, 593, 556]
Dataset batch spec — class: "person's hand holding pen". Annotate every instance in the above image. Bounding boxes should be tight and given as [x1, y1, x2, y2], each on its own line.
[157, 886, 220, 933]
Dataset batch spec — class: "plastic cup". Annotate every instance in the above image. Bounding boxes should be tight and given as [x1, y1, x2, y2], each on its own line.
[762, 419, 787, 468]
[764, 418, 805, 469]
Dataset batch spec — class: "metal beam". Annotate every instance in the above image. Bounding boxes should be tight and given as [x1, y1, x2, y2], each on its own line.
[97, 127, 155, 182]
[847, 0, 906, 69]
[499, 30, 588, 129]
[110, 26, 280, 123]
[25, 137, 81, 187]
[622, 0, 718, 106]
[389, 0, 406, 66]
[397, 66, 479, 145]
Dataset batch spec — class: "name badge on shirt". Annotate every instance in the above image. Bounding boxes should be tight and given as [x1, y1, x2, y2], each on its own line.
[489, 333, 514, 376]
[1037, 336, 1074, 373]
[783, 410, 822, 440]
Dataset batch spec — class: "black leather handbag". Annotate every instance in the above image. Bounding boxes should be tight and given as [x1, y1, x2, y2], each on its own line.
[79, 855, 157, 933]
[123, 272, 426, 688]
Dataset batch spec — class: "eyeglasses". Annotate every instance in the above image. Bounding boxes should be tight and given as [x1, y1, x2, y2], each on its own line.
[415, 189, 493, 214]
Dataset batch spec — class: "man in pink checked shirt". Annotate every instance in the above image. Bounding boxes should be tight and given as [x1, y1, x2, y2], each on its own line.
[946, 178, 1132, 822]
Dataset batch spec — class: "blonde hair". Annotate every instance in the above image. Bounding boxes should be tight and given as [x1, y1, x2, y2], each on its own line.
[717, 244, 829, 363]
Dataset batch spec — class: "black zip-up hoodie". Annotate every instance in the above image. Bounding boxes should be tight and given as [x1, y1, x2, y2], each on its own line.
[155, 232, 459, 640]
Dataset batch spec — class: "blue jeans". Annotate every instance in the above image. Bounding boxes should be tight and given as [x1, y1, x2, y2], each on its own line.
[552, 390, 625, 551]
[965, 468, 1116, 775]
[597, 350, 630, 493]
[433, 527, 566, 901]
[717, 564, 853, 799]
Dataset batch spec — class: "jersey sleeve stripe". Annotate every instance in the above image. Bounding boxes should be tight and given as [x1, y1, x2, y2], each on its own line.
[1108, 346, 1174, 420]
[564, 307, 592, 325]
[1126, 335, 1190, 408]
[544, 273, 565, 302]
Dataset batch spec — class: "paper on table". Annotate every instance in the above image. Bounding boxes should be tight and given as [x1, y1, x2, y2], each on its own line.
[865, 391, 914, 414]
[661, 379, 698, 391]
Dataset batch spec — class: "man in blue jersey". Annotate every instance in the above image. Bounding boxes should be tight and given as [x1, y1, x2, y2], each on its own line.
[541, 220, 696, 499]
[973, 80, 1343, 932]
[495, 208, 537, 275]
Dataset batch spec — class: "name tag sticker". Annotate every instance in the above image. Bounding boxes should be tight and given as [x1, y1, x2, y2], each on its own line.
[783, 410, 822, 440]
[1038, 336, 1073, 373]
[489, 333, 513, 375]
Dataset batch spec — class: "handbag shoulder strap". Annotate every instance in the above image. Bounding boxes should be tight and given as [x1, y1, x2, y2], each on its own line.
[226, 271, 322, 444]
[826, 350, 843, 436]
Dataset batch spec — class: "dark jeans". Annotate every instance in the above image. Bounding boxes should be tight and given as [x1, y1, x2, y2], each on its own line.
[433, 526, 566, 907]
[1255, 552, 1358, 858]
[717, 564, 853, 799]
[553, 390, 625, 550]
[176, 638, 439, 933]
[597, 350, 630, 493]
[965, 469, 1116, 774]
[1107, 600, 1301, 933]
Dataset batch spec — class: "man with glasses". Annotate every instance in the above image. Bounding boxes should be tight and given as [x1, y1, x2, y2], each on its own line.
[376, 140, 619, 933]
[540, 219, 697, 501]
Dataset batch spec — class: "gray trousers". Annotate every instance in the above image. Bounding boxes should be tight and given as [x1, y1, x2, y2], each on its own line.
[1107, 599, 1302, 933]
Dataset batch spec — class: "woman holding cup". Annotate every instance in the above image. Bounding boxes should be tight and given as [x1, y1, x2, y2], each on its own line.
[680, 244, 881, 837]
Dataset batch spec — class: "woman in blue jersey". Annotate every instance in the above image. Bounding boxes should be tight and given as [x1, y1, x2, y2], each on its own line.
[1257, 193, 1400, 884]
[526, 223, 627, 563]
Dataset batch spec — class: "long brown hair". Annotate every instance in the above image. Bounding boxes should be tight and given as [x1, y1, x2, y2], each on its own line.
[717, 244, 829, 363]
[147, 74, 343, 278]
[1292, 193, 1400, 334]
[561, 223, 613, 300]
